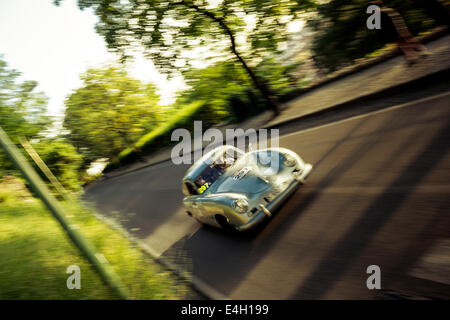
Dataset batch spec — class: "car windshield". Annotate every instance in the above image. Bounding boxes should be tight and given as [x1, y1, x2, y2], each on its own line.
[193, 148, 244, 194]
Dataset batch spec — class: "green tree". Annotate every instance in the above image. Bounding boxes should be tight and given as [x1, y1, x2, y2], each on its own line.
[64, 65, 161, 163]
[55, 0, 316, 115]
[179, 60, 251, 112]
[179, 58, 300, 121]
[0, 56, 83, 192]
[0, 55, 49, 174]
[0, 56, 49, 140]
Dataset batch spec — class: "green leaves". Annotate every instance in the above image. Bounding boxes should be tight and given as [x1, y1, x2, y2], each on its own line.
[180, 60, 251, 111]
[70, 0, 316, 73]
[31, 139, 84, 192]
[63, 65, 161, 163]
[56, 0, 318, 115]
[179, 58, 299, 121]
[0, 55, 50, 176]
[0, 56, 49, 140]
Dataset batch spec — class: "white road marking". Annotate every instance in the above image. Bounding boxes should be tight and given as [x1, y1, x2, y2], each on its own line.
[307, 185, 450, 195]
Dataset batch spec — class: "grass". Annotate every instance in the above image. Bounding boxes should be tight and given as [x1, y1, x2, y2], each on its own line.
[0, 182, 189, 299]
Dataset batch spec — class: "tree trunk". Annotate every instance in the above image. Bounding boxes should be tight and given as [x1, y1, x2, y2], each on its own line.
[180, 0, 281, 116]
[232, 48, 281, 116]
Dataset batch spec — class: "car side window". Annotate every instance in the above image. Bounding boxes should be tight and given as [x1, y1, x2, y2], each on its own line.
[186, 182, 198, 196]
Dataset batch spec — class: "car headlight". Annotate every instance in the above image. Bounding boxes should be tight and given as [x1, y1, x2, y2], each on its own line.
[232, 199, 249, 213]
[283, 154, 297, 167]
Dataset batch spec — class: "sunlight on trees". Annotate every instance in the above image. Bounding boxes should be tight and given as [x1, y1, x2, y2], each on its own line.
[63, 65, 162, 163]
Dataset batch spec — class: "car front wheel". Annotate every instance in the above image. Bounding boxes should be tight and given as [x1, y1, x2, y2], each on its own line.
[215, 214, 238, 232]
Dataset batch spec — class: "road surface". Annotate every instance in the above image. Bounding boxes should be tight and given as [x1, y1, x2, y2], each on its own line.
[85, 91, 450, 299]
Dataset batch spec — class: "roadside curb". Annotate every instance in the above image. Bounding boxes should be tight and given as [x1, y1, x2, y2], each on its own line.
[265, 67, 450, 129]
[91, 210, 228, 300]
[138, 242, 230, 301]
[280, 26, 448, 103]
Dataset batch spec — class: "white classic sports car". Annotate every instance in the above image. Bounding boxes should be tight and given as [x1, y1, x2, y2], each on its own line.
[181, 145, 313, 231]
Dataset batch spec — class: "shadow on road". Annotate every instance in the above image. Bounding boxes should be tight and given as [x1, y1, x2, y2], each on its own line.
[290, 122, 450, 299]
[86, 93, 450, 299]
[161, 113, 398, 297]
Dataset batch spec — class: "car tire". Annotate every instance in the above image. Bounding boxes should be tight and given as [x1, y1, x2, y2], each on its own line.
[215, 215, 237, 232]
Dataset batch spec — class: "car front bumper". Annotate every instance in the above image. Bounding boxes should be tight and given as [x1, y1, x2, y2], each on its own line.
[235, 162, 313, 232]
[235, 179, 301, 231]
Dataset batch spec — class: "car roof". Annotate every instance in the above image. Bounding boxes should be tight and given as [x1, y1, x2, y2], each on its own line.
[182, 145, 241, 184]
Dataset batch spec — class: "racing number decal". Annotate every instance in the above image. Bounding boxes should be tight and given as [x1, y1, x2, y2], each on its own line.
[198, 182, 210, 194]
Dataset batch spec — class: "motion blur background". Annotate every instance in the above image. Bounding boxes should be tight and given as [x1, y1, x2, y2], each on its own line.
[0, 0, 449, 299]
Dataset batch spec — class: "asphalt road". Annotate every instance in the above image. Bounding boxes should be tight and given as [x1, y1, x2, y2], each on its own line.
[85, 91, 450, 299]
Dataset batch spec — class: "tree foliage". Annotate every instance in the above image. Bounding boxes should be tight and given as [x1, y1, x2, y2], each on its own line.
[0, 56, 49, 140]
[179, 58, 300, 120]
[180, 60, 251, 109]
[32, 139, 84, 192]
[0, 56, 84, 192]
[0, 55, 50, 174]
[309, 0, 447, 72]
[63, 65, 161, 163]
[60, 0, 314, 70]
[56, 0, 316, 114]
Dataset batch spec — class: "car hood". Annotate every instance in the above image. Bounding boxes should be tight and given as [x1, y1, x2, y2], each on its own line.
[202, 150, 286, 198]
[207, 163, 272, 198]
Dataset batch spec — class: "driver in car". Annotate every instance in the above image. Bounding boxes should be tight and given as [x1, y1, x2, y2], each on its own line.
[216, 152, 235, 169]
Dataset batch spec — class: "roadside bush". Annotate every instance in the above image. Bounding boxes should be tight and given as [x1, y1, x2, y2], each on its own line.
[31, 140, 83, 193]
